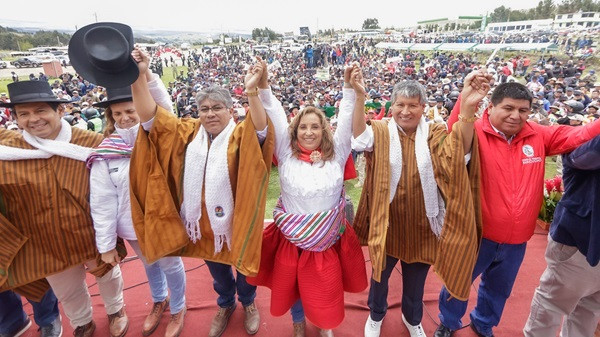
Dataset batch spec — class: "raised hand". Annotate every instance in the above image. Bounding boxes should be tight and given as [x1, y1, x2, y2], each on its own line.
[344, 64, 354, 86]
[131, 46, 151, 76]
[461, 70, 492, 108]
[244, 57, 264, 91]
[350, 66, 367, 97]
[258, 57, 269, 89]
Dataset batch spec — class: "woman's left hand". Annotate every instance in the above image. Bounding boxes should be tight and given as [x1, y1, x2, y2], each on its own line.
[244, 57, 264, 91]
[350, 66, 367, 97]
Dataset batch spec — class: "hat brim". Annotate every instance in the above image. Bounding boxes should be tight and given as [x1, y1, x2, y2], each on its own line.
[69, 22, 139, 89]
[93, 95, 132, 108]
[0, 97, 70, 107]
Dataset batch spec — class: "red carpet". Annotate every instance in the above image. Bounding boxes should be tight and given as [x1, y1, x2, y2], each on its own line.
[21, 225, 551, 337]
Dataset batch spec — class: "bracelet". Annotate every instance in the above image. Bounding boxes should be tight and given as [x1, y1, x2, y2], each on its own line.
[246, 89, 259, 97]
[458, 114, 477, 123]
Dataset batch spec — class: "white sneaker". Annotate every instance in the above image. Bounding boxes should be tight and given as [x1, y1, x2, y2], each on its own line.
[402, 314, 426, 337]
[364, 315, 383, 337]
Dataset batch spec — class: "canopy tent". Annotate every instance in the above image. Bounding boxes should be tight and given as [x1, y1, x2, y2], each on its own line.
[504, 42, 559, 51]
[472, 43, 509, 51]
[408, 43, 442, 51]
[375, 42, 414, 50]
[376, 42, 559, 52]
[436, 43, 478, 51]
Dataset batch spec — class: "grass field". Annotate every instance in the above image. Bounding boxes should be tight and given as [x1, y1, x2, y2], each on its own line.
[0, 78, 12, 95]
[262, 157, 559, 218]
[159, 66, 189, 87]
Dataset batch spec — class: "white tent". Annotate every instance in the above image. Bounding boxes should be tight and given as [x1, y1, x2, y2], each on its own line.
[436, 43, 478, 51]
[375, 42, 414, 50]
[409, 43, 441, 51]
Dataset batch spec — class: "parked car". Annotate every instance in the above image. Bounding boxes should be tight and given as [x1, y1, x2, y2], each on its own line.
[282, 43, 304, 52]
[56, 55, 70, 65]
[11, 58, 41, 68]
[252, 45, 269, 53]
[0, 59, 7, 68]
[202, 46, 223, 54]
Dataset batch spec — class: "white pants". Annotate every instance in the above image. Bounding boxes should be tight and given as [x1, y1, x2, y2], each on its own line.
[46, 259, 124, 328]
[524, 236, 600, 337]
[355, 153, 366, 187]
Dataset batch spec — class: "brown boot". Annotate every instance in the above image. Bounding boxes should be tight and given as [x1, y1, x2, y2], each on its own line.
[108, 307, 129, 337]
[243, 302, 260, 335]
[208, 304, 236, 337]
[73, 321, 96, 337]
[292, 321, 306, 337]
[142, 297, 169, 336]
[318, 328, 334, 337]
[164, 307, 186, 337]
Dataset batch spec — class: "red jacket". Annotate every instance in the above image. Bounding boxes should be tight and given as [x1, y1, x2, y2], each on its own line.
[449, 95, 600, 244]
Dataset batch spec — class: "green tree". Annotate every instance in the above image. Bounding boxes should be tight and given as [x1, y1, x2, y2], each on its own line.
[542, 0, 556, 18]
[535, 1, 544, 18]
[557, 0, 600, 13]
[251, 28, 262, 40]
[251, 27, 281, 42]
[362, 18, 380, 30]
[489, 6, 511, 22]
[19, 40, 33, 51]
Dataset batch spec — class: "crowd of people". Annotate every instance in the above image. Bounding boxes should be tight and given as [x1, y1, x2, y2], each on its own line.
[0, 21, 600, 337]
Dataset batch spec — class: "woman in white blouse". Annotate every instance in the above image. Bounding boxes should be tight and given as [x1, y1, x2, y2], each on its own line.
[247, 60, 368, 337]
[87, 58, 188, 337]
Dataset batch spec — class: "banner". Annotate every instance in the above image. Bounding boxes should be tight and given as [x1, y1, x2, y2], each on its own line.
[314, 67, 330, 80]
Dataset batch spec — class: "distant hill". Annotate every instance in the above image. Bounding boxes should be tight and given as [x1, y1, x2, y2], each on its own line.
[0, 20, 251, 47]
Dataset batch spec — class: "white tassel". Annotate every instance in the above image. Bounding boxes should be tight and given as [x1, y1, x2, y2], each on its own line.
[184, 220, 202, 244]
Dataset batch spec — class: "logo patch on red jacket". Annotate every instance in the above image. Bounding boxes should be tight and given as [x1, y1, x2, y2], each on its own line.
[522, 144, 542, 164]
[522, 145, 534, 157]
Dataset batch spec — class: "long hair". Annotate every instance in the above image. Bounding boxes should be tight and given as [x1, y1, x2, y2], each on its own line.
[103, 106, 116, 137]
[288, 106, 334, 162]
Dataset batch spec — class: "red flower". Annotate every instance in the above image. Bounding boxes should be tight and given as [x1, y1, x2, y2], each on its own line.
[553, 176, 563, 193]
[544, 179, 554, 193]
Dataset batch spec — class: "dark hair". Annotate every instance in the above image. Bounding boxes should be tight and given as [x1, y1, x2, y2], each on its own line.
[491, 82, 533, 107]
[12, 102, 62, 117]
[47, 102, 61, 111]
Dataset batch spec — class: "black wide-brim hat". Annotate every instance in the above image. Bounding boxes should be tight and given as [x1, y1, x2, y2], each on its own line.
[93, 86, 132, 108]
[0, 81, 70, 107]
[69, 22, 139, 89]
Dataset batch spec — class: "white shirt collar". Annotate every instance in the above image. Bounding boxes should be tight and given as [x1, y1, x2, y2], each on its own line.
[490, 121, 515, 144]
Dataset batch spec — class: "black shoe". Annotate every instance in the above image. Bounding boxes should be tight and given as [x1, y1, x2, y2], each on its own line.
[469, 323, 494, 337]
[433, 324, 453, 337]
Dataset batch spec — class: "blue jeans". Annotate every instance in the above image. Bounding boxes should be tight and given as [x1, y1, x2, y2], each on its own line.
[0, 289, 59, 333]
[129, 240, 187, 314]
[205, 261, 256, 308]
[367, 255, 431, 325]
[290, 299, 305, 323]
[438, 238, 527, 336]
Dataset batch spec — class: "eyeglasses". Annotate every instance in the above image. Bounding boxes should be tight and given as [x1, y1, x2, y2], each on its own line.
[199, 105, 226, 113]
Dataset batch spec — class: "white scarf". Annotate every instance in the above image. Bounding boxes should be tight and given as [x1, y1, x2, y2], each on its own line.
[181, 119, 236, 253]
[114, 123, 140, 147]
[388, 117, 446, 238]
[0, 119, 93, 161]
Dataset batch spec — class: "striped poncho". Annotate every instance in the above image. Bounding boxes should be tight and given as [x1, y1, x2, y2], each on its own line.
[129, 106, 274, 276]
[354, 120, 483, 300]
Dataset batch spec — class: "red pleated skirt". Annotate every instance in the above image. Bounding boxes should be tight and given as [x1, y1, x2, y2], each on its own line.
[246, 221, 368, 329]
